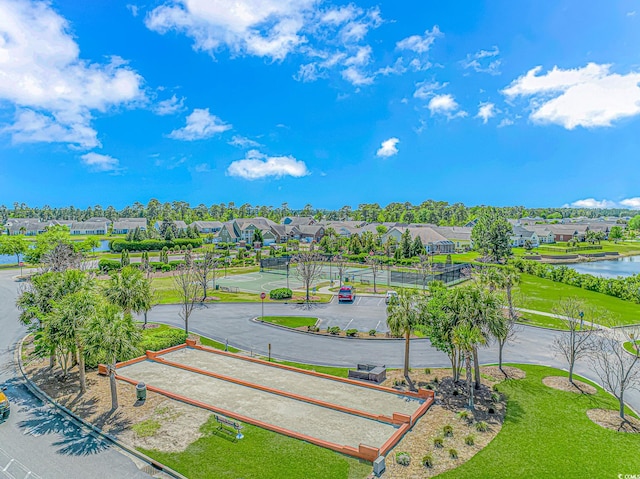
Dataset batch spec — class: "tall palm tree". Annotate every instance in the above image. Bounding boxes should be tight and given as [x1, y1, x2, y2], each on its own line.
[83, 304, 142, 410]
[104, 266, 152, 317]
[452, 322, 485, 410]
[387, 290, 420, 379]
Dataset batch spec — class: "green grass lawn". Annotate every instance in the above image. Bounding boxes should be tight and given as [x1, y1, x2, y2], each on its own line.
[516, 274, 640, 325]
[140, 416, 371, 479]
[623, 341, 640, 355]
[267, 358, 351, 378]
[260, 316, 318, 328]
[513, 241, 640, 257]
[437, 364, 640, 478]
[517, 312, 570, 330]
[198, 335, 241, 353]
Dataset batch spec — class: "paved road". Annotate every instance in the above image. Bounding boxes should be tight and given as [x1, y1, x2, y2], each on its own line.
[145, 300, 640, 413]
[0, 269, 151, 479]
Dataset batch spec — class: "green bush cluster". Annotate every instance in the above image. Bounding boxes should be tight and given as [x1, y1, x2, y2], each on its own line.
[369, 329, 377, 336]
[98, 259, 121, 273]
[443, 424, 453, 437]
[345, 328, 358, 337]
[433, 437, 443, 448]
[110, 238, 202, 252]
[269, 288, 293, 300]
[327, 326, 341, 335]
[475, 421, 489, 432]
[140, 328, 188, 352]
[449, 448, 458, 459]
[464, 435, 475, 446]
[422, 454, 434, 468]
[511, 257, 640, 303]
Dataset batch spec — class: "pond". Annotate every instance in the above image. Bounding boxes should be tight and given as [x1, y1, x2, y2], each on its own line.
[566, 255, 640, 278]
[0, 239, 110, 265]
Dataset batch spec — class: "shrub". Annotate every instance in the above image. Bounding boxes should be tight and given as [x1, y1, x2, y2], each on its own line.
[492, 384, 500, 392]
[422, 454, 434, 468]
[98, 259, 121, 273]
[464, 435, 475, 446]
[345, 328, 358, 337]
[491, 392, 501, 403]
[457, 410, 471, 422]
[432, 376, 439, 384]
[433, 437, 443, 448]
[141, 328, 188, 352]
[393, 378, 406, 387]
[369, 329, 377, 336]
[269, 288, 293, 300]
[449, 448, 458, 459]
[443, 424, 453, 437]
[306, 325, 319, 332]
[327, 326, 341, 335]
[160, 264, 172, 272]
[395, 452, 410, 466]
[424, 368, 431, 375]
[475, 421, 489, 432]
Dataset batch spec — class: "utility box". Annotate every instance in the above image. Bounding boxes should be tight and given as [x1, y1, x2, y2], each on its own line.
[136, 382, 147, 401]
[372, 456, 385, 477]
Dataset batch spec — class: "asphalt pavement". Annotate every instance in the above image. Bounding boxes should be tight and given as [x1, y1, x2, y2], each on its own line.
[0, 269, 151, 479]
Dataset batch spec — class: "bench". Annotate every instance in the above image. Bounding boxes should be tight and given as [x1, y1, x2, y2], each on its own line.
[348, 364, 387, 383]
[214, 414, 243, 439]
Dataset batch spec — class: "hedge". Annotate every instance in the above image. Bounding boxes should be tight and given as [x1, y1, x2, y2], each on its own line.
[270, 288, 293, 300]
[140, 328, 188, 352]
[110, 238, 202, 252]
[98, 259, 121, 273]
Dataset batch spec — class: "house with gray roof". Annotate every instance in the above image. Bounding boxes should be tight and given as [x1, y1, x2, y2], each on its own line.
[383, 227, 455, 254]
[70, 221, 108, 235]
[511, 226, 539, 247]
[191, 221, 223, 234]
[112, 218, 147, 234]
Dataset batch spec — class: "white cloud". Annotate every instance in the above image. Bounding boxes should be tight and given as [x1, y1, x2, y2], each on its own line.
[461, 46, 501, 75]
[413, 81, 447, 99]
[498, 118, 514, 128]
[396, 26, 442, 54]
[376, 137, 399, 158]
[0, 0, 144, 148]
[146, 0, 382, 87]
[428, 94, 467, 119]
[565, 198, 620, 209]
[341, 66, 374, 85]
[476, 102, 496, 124]
[627, 10, 636, 17]
[193, 163, 211, 173]
[620, 198, 640, 209]
[154, 95, 185, 115]
[80, 152, 120, 172]
[227, 149, 309, 180]
[502, 63, 640, 129]
[229, 135, 262, 148]
[169, 108, 231, 140]
[126, 4, 139, 17]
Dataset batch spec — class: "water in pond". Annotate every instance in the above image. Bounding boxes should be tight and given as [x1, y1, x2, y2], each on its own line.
[566, 255, 640, 278]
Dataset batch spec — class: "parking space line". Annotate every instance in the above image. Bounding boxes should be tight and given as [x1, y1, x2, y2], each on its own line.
[345, 319, 353, 329]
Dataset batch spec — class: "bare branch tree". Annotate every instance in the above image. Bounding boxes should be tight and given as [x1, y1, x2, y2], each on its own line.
[551, 297, 595, 384]
[590, 326, 640, 420]
[172, 263, 199, 335]
[415, 254, 435, 292]
[333, 254, 347, 287]
[292, 252, 324, 306]
[194, 249, 219, 301]
[41, 242, 83, 273]
[365, 255, 381, 293]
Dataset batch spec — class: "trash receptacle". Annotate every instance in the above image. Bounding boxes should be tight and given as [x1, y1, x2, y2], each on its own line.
[215, 284, 219, 290]
[136, 382, 146, 401]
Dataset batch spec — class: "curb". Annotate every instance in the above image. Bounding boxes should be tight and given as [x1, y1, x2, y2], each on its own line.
[16, 335, 187, 479]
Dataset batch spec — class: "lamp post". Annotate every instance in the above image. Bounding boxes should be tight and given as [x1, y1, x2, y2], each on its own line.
[260, 292, 266, 321]
[579, 311, 584, 329]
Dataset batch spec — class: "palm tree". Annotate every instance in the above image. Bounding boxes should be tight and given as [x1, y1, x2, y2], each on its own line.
[83, 304, 141, 410]
[104, 266, 152, 318]
[452, 322, 485, 410]
[387, 290, 420, 379]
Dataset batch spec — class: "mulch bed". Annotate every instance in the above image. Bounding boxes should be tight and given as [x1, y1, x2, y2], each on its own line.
[587, 409, 640, 433]
[542, 376, 596, 395]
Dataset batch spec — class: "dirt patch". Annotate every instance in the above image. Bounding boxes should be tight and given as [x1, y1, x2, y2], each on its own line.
[382, 367, 511, 478]
[481, 366, 526, 381]
[22, 339, 210, 452]
[587, 409, 640, 433]
[542, 376, 596, 395]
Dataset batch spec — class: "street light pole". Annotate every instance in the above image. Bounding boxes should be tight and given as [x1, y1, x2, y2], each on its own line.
[579, 311, 584, 330]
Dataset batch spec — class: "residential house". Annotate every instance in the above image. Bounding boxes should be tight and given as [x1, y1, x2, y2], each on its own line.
[154, 220, 188, 232]
[5, 218, 46, 236]
[282, 216, 316, 226]
[296, 225, 325, 243]
[191, 221, 223, 234]
[112, 218, 147, 234]
[545, 224, 589, 242]
[383, 227, 455, 254]
[526, 225, 555, 244]
[70, 221, 108, 235]
[432, 226, 474, 250]
[511, 226, 539, 248]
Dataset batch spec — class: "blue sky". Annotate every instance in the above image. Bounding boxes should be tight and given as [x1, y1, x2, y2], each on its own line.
[1, 0, 640, 210]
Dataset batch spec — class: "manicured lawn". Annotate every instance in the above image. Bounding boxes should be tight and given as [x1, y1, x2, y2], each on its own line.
[623, 341, 640, 355]
[516, 274, 640, 325]
[198, 335, 241, 353]
[517, 312, 569, 330]
[260, 316, 318, 328]
[140, 416, 371, 479]
[437, 364, 640, 478]
[268, 358, 351, 378]
[514, 241, 640, 257]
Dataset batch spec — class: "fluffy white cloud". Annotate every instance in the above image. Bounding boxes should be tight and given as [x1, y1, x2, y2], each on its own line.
[80, 152, 120, 172]
[376, 137, 399, 158]
[502, 63, 640, 129]
[461, 46, 501, 75]
[0, 0, 144, 148]
[146, 0, 382, 86]
[229, 135, 262, 148]
[428, 94, 467, 119]
[154, 95, 185, 115]
[413, 81, 447, 100]
[396, 26, 442, 54]
[227, 149, 309, 180]
[169, 108, 231, 140]
[476, 102, 496, 124]
[565, 198, 640, 209]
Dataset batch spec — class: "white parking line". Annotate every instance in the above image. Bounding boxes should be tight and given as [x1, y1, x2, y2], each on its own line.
[375, 321, 381, 331]
[345, 319, 353, 329]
